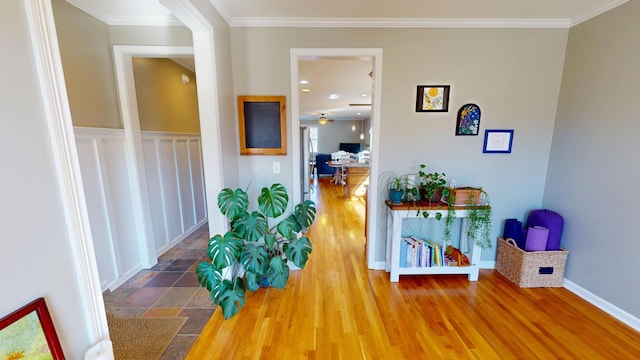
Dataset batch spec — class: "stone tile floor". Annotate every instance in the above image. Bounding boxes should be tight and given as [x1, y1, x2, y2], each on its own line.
[102, 225, 215, 359]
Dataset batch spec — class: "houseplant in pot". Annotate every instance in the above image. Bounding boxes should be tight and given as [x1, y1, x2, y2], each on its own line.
[464, 189, 492, 250]
[442, 186, 492, 250]
[196, 183, 316, 319]
[387, 176, 405, 204]
[417, 164, 447, 205]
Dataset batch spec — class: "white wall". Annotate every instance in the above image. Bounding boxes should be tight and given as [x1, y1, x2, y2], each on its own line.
[230, 27, 569, 265]
[75, 128, 140, 290]
[0, 1, 91, 357]
[141, 131, 207, 253]
[545, 0, 640, 320]
[301, 120, 363, 154]
[74, 128, 207, 290]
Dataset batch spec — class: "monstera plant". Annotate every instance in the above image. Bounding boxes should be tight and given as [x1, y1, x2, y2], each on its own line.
[196, 183, 316, 319]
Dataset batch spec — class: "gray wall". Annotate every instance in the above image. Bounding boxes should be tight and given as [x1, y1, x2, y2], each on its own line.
[301, 120, 364, 154]
[230, 27, 569, 265]
[0, 1, 90, 357]
[53, 0, 121, 128]
[545, 1, 640, 319]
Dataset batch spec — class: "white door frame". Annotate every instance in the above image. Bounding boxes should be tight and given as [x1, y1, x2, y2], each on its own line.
[112, 45, 195, 268]
[27, 0, 226, 351]
[290, 48, 383, 269]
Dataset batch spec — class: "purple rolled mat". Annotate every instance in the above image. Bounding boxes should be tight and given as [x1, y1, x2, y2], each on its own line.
[503, 219, 524, 249]
[525, 226, 549, 251]
[527, 209, 564, 250]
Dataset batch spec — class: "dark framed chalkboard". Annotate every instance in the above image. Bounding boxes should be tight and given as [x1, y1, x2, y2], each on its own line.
[237, 95, 287, 155]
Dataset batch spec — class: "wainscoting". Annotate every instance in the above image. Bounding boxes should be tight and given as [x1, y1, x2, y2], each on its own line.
[74, 127, 207, 291]
[141, 131, 207, 254]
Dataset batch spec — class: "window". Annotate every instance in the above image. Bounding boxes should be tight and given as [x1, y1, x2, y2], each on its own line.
[309, 126, 318, 155]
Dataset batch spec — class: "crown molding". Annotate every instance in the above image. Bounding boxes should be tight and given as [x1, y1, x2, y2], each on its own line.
[106, 15, 184, 27]
[66, 0, 183, 26]
[209, 0, 232, 25]
[229, 17, 572, 29]
[570, 0, 628, 27]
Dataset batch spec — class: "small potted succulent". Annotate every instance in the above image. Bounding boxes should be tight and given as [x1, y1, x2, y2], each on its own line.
[388, 176, 405, 204]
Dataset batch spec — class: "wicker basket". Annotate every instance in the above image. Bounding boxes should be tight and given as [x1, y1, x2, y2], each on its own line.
[495, 237, 568, 288]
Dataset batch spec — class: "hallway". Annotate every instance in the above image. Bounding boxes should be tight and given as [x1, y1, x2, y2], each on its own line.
[102, 225, 215, 359]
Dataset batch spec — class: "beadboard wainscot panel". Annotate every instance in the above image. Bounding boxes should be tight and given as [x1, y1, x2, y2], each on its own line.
[141, 131, 207, 255]
[189, 140, 206, 221]
[74, 127, 141, 290]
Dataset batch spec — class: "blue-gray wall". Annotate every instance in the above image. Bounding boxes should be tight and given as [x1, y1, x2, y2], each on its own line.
[545, 1, 640, 320]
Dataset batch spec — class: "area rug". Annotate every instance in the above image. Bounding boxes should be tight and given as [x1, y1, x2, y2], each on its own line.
[107, 315, 187, 360]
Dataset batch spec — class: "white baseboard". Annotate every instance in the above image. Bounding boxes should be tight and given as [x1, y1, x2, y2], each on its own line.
[107, 265, 143, 291]
[564, 279, 640, 333]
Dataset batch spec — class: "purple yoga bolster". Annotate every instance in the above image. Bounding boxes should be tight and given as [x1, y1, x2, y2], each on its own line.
[525, 226, 549, 251]
[526, 209, 564, 250]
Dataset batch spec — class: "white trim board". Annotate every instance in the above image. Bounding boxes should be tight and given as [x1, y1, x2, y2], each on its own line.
[564, 279, 640, 333]
[25, 0, 108, 347]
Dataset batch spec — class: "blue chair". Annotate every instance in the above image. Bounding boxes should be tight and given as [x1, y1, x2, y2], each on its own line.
[315, 154, 335, 177]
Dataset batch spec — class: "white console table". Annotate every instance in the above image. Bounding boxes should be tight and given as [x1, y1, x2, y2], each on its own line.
[385, 201, 482, 282]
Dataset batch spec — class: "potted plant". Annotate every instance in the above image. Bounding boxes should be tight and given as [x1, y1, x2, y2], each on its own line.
[417, 164, 447, 205]
[388, 176, 405, 204]
[465, 189, 492, 250]
[442, 187, 492, 250]
[196, 183, 317, 319]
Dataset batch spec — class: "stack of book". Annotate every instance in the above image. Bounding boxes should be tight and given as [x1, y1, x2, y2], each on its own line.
[399, 236, 448, 268]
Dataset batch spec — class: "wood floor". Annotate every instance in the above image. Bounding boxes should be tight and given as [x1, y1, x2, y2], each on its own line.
[187, 177, 640, 359]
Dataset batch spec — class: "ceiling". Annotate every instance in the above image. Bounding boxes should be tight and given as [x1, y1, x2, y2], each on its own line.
[66, 0, 627, 122]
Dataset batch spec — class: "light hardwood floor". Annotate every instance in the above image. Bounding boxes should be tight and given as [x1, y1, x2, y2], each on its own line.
[187, 177, 640, 359]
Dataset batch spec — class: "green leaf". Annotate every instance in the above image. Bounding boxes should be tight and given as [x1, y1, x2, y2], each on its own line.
[195, 261, 222, 292]
[218, 277, 246, 319]
[264, 233, 277, 248]
[206, 233, 242, 269]
[267, 256, 289, 289]
[293, 200, 316, 228]
[258, 183, 289, 218]
[234, 211, 267, 242]
[240, 243, 269, 275]
[284, 236, 312, 269]
[435, 212, 443, 221]
[244, 270, 262, 292]
[217, 188, 249, 220]
[276, 217, 297, 237]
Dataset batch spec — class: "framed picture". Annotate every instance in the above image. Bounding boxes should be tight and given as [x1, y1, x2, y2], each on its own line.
[456, 103, 481, 135]
[237, 95, 287, 155]
[483, 129, 514, 153]
[416, 85, 450, 112]
[0, 297, 65, 359]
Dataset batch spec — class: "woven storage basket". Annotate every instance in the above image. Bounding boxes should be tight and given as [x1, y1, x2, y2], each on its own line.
[495, 237, 568, 288]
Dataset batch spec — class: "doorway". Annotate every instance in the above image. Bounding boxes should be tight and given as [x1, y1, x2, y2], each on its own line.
[290, 48, 383, 269]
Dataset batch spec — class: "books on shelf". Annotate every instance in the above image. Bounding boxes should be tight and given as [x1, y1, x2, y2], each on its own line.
[400, 236, 449, 268]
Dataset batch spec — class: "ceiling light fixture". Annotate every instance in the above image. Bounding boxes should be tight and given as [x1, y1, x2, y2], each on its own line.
[301, 88, 310, 92]
[318, 113, 332, 125]
[300, 80, 308, 84]
[329, 94, 339, 100]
